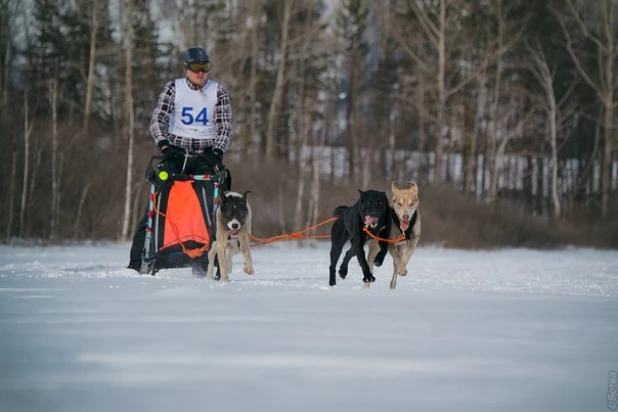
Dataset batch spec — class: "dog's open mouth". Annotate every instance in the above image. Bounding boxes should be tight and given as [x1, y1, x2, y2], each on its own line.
[364, 215, 378, 228]
[400, 219, 410, 231]
[229, 229, 240, 239]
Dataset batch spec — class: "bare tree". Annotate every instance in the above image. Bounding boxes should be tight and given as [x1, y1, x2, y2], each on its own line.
[248, 0, 261, 156]
[493, 86, 537, 189]
[376, 2, 399, 181]
[337, 0, 370, 182]
[526, 40, 576, 219]
[165, 0, 205, 49]
[394, 0, 523, 186]
[265, 0, 295, 159]
[417, 72, 428, 181]
[83, 0, 99, 131]
[293, 7, 315, 240]
[487, 0, 505, 201]
[394, 0, 480, 182]
[120, 0, 135, 240]
[1, 0, 19, 110]
[73, 181, 92, 239]
[463, 72, 487, 196]
[48, 77, 61, 241]
[394, 0, 463, 182]
[27, 143, 45, 231]
[484, 0, 530, 202]
[19, 90, 35, 238]
[6, 135, 17, 241]
[302, 122, 329, 249]
[435, 0, 447, 182]
[552, 0, 617, 218]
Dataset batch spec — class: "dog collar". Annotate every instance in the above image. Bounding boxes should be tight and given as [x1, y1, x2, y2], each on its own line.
[391, 209, 417, 239]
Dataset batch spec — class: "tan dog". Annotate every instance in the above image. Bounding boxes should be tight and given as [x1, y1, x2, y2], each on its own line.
[368, 181, 421, 289]
[206, 190, 254, 282]
[388, 181, 421, 289]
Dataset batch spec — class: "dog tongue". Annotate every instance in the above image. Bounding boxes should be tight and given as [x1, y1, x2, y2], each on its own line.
[364, 216, 377, 226]
[400, 220, 410, 231]
[229, 229, 239, 238]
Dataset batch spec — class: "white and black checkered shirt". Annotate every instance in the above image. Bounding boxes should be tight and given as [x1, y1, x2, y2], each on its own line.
[149, 78, 232, 153]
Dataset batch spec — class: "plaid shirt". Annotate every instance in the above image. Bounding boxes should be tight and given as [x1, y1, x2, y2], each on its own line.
[149, 78, 232, 153]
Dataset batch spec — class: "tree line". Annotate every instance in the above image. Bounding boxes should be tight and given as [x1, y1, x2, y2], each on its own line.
[0, 0, 616, 245]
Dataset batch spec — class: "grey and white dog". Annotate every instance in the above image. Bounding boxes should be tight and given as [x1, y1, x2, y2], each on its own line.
[207, 190, 254, 282]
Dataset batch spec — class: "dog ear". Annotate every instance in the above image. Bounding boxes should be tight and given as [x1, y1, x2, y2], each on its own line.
[408, 181, 418, 192]
[242, 190, 252, 202]
[358, 189, 365, 196]
[391, 180, 399, 193]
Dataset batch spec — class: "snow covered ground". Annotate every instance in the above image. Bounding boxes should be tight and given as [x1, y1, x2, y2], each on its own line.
[1, 242, 617, 412]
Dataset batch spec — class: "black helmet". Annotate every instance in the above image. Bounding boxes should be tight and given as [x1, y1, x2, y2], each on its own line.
[183, 47, 210, 68]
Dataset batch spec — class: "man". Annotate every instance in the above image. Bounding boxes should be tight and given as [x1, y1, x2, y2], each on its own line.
[127, 47, 232, 273]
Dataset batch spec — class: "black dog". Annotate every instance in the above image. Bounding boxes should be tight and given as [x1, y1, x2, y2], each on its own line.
[329, 190, 391, 286]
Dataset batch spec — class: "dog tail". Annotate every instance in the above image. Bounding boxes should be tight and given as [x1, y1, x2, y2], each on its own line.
[332, 206, 349, 218]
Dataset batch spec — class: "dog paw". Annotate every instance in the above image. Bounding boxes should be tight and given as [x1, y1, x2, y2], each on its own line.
[243, 264, 254, 275]
[363, 274, 376, 283]
[338, 268, 348, 279]
[374, 258, 384, 267]
[397, 268, 408, 277]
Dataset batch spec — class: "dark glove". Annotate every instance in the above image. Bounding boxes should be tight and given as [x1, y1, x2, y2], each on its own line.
[202, 147, 223, 169]
[161, 145, 185, 162]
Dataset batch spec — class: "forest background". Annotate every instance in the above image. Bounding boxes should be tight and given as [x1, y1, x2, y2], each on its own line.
[1, 0, 617, 249]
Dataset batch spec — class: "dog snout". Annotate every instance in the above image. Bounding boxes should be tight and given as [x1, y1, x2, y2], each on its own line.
[231, 223, 239, 230]
[402, 214, 410, 220]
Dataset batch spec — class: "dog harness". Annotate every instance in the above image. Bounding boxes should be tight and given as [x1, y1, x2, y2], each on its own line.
[390, 209, 418, 240]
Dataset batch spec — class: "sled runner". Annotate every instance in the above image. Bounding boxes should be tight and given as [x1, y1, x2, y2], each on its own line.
[139, 155, 229, 276]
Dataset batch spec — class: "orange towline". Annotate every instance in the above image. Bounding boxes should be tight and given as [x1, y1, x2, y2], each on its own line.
[249, 217, 407, 247]
[362, 225, 406, 243]
[250, 217, 337, 247]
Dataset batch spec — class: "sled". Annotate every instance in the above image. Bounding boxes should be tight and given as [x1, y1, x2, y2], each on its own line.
[139, 155, 228, 276]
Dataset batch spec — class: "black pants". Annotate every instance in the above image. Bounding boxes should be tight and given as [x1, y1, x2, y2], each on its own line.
[128, 155, 230, 270]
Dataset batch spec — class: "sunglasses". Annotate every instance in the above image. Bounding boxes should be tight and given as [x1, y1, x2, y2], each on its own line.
[187, 62, 211, 73]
